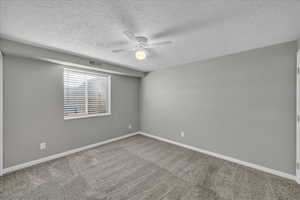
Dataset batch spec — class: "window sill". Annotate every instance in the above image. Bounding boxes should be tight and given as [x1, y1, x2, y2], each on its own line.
[64, 113, 111, 120]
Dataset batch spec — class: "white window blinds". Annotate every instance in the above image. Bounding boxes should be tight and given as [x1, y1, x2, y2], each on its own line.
[64, 68, 110, 119]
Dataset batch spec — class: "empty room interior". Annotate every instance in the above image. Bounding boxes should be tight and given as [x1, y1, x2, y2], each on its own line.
[1, 1, 300, 199]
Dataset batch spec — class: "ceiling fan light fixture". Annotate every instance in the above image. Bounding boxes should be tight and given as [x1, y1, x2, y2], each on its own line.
[135, 50, 146, 60]
[112, 31, 172, 60]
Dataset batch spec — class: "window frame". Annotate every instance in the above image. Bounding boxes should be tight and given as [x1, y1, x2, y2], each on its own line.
[63, 68, 111, 120]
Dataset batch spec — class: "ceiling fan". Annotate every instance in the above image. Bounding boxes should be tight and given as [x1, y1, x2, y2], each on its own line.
[112, 30, 173, 60]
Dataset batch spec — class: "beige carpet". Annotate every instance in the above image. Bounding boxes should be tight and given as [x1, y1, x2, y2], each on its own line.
[0, 135, 299, 200]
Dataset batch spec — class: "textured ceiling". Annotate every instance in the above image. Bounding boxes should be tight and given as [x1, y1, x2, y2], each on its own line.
[1, 0, 300, 72]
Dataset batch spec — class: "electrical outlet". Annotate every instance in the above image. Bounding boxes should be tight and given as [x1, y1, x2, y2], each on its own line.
[40, 142, 46, 150]
[180, 131, 185, 138]
[128, 124, 132, 129]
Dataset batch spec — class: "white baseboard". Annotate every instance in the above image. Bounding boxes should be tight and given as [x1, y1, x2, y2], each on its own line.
[138, 132, 296, 182]
[2, 131, 296, 182]
[2, 132, 139, 175]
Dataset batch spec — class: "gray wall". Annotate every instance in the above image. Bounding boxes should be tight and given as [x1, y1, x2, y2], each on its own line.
[3, 54, 140, 168]
[0, 39, 144, 77]
[140, 41, 297, 175]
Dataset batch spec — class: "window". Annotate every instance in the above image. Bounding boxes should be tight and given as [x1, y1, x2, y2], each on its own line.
[64, 68, 111, 119]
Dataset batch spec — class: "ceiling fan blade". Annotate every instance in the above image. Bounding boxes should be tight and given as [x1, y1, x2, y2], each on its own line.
[147, 41, 172, 47]
[112, 47, 136, 53]
[112, 48, 130, 53]
[123, 30, 136, 41]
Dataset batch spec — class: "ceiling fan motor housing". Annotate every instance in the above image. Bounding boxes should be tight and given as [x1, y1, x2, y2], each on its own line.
[135, 36, 148, 44]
